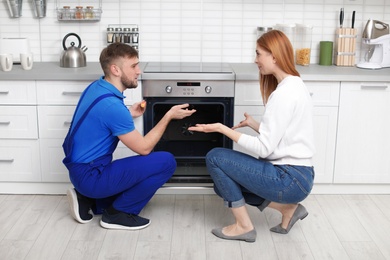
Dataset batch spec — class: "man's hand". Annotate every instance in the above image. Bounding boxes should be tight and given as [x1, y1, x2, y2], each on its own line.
[167, 104, 196, 120]
[129, 100, 146, 118]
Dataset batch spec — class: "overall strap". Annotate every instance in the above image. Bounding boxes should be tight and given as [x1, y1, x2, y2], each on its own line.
[69, 93, 116, 138]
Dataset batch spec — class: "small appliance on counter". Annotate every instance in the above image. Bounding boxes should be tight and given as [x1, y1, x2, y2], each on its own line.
[60, 33, 87, 68]
[357, 19, 390, 69]
[0, 38, 31, 63]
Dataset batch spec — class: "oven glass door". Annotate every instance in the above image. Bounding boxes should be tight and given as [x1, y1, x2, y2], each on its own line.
[144, 97, 233, 166]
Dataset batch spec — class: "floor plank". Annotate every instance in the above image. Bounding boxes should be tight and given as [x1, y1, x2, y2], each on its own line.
[1, 193, 390, 259]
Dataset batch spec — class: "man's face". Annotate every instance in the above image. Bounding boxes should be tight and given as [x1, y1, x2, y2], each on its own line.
[119, 57, 141, 89]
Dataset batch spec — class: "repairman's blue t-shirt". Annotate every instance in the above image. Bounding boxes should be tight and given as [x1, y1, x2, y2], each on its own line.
[70, 76, 135, 163]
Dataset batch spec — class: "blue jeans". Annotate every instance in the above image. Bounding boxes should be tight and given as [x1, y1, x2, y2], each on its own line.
[67, 151, 175, 215]
[206, 148, 315, 208]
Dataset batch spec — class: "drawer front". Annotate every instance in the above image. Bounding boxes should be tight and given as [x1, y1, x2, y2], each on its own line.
[306, 81, 340, 106]
[37, 81, 89, 105]
[37, 80, 142, 106]
[38, 106, 75, 139]
[0, 106, 38, 139]
[0, 81, 36, 105]
[0, 140, 41, 182]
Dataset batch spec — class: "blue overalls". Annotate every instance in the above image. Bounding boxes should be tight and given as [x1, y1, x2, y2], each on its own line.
[62, 83, 176, 215]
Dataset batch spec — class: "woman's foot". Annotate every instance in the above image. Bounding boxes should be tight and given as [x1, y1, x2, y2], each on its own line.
[212, 226, 256, 242]
[220, 223, 254, 237]
[270, 204, 308, 234]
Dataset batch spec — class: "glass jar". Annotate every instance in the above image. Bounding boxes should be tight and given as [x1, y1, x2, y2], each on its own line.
[85, 6, 94, 19]
[107, 27, 114, 44]
[114, 28, 122, 43]
[123, 28, 131, 43]
[295, 24, 313, 66]
[62, 6, 71, 20]
[132, 28, 139, 44]
[273, 23, 296, 47]
[75, 6, 84, 19]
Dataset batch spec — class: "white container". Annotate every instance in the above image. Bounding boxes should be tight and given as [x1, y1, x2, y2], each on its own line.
[295, 24, 313, 66]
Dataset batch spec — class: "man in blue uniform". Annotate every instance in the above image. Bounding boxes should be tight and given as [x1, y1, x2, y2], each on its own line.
[63, 43, 196, 230]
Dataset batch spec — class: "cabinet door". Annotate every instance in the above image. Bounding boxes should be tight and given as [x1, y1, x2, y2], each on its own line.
[38, 106, 75, 139]
[40, 139, 70, 183]
[0, 140, 41, 182]
[335, 82, 390, 183]
[312, 107, 338, 183]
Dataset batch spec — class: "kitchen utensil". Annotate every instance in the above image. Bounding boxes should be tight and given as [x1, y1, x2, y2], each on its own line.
[351, 11, 355, 29]
[60, 33, 87, 68]
[32, 0, 46, 18]
[339, 8, 344, 28]
[6, 0, 22, 18]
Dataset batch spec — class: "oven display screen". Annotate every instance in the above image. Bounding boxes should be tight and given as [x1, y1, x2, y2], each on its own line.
[177, 82, 201, 87]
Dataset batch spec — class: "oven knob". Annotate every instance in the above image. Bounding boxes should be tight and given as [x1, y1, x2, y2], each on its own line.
[165, 85, 172, 93]
[205, 86, 212, 94]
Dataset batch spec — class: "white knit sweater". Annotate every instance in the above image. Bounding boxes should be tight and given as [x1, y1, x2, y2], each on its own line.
[237, 76, 315, 166]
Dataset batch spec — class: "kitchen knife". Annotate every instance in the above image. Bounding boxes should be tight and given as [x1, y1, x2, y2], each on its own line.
[340, 8, 344, 28]
[352, 11, 355, 28]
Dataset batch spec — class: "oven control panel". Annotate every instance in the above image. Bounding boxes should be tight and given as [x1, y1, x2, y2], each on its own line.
[143, 80, 234, 97]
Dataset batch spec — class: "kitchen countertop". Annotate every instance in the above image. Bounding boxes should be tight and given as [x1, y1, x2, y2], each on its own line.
[0, 62, 389, 82]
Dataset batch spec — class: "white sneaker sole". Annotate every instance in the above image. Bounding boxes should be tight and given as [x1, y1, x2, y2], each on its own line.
[67, 188, 92, 224]
[99, 219, 151, 230]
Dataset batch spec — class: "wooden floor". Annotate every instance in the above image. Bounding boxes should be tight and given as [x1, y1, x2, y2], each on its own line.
[0, 193, 389, 260]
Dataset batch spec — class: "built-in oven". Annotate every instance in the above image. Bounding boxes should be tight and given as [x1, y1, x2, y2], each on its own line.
[142, 62, 235, 185]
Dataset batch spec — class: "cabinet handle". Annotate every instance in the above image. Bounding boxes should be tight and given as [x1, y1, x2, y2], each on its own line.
[361, 85, 388, 90]
[62, 91, 82, 96]
[0, 159, 14, 163]
[0, 91, 9, 95]
[0, 121, 11, 125]
[309, 92, 314, 97]
[64, 121, 72, 125]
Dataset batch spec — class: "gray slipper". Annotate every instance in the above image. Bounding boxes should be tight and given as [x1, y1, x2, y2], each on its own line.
[212, 228, 257, 243]
[270, 204, 308, 234]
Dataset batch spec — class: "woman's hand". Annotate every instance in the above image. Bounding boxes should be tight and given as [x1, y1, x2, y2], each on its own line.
[188, 123, 223, 133]
[232, 112, 260, 132]
[129, 100, 147, 118]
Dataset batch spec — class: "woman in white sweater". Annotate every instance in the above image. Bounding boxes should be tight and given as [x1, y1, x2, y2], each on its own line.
[188, 30, 315, 243]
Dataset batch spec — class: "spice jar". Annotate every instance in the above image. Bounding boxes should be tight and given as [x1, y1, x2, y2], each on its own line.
[295, 24, 313, 66]
[62, 6, 71, 20]
[114, 28, 122, 43]
[123, 28, 131, 43]
[85, 6, 94, 19]
[107, 27, 114, 44]
[75, 6, 84, 19]
[132, 28, 139, 44]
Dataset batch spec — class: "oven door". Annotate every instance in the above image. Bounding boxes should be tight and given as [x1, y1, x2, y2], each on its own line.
[143, 97, 233, 183]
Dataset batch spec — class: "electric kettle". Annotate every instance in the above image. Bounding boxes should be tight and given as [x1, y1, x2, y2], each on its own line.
[60, 33, 87, 68]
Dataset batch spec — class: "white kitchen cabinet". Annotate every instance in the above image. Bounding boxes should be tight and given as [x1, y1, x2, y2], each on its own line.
[234, 80, 339, 183]
[0, 81, 41, 182]
[334, 82, 390, 183]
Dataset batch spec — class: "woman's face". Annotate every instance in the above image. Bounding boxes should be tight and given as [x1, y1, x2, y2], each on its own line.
[254, 46, 275, 75]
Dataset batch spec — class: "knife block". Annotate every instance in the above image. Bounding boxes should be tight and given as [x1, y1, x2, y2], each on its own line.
[335, 28, 357, 66]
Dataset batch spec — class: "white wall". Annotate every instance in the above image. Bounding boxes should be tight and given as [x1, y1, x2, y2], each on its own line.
[0, 0, 389, 64]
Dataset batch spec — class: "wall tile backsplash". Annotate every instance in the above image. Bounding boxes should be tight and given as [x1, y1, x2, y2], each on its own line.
[0, 0, 389, 65]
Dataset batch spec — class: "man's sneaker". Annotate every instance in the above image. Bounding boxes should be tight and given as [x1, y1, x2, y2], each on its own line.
[67, 188, 93, 224]
[100, 210, 151, 230]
